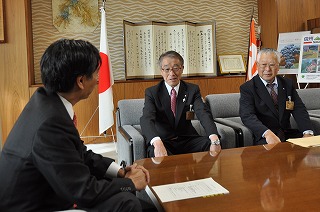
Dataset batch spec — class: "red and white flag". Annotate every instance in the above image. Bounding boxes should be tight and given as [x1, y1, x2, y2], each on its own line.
[99, 7, 114, 134]
[246, 18, 258, 81]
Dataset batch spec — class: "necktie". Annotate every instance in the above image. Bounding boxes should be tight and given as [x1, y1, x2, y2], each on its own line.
[266, 84, 285, 141]
[266, 83, 278, 107]
[73, 113, 77, 128]
[171, 88, 177, 116]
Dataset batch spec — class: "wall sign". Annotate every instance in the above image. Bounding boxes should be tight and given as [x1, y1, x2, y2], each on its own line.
[297, 34, 320, 83]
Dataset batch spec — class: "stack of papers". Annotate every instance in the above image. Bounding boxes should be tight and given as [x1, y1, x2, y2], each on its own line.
[151, 177, 229, 203]
[288, 135, 320, 147]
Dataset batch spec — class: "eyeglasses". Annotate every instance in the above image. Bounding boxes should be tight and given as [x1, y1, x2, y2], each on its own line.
[161, 66, 182, 73]
[258, 63, 279, 69]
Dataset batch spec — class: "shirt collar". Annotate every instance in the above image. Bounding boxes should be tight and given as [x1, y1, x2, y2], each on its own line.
[57, 94, 74, 120]
[164, 81, 180, 95]
[259, 76, 278, 88]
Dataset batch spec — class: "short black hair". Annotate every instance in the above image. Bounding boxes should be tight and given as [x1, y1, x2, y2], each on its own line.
[40, 39, 101, 92]
[158, 50, 184, 68]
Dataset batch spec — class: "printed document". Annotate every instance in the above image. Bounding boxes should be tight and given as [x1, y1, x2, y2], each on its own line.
[288, 135, 320, 147]
[151, 177, 229, 203]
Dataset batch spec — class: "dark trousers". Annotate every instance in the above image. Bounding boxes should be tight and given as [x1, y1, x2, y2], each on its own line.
[147, 136, 211, 157]
[78, 192, 142, 212]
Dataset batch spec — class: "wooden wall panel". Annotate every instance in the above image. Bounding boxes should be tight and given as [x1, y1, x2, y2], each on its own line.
[258, 0, 278, 49]
[277, 0, 305, 32]
[0, 0, 30, 146]
[113, 83, 125, 108]
[277, 0, 320, 32]
[183, 78, 208, 97]
[124, 81, 160, 99]
[307, 18, 320, 30]
[207, 76, 245, 94]
[29, 86, 38, 97]
[73, 86, 100, 142]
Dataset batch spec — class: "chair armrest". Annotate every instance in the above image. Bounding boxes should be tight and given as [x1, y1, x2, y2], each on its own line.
[308, 110, 320, 118]
[215, 118, 254, 147]
[291, 115, 320, 136]
[309, 117, 320, 136]
[215, 122, 238, 148]
[118, 126, 133, 145]
[117, 125, 146, 166]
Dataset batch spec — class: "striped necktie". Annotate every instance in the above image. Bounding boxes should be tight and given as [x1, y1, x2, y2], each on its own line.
[171, 88, 177, 116]
[267, 83, 285, 141]
[267, 83, 278, 108]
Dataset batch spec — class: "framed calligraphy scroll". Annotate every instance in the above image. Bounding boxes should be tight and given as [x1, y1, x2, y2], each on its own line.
[218, 54, 246, 74]
[124, 20, 217, 79]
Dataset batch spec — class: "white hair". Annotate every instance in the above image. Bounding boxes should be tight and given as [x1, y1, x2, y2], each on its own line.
[257, 48, 281, 63]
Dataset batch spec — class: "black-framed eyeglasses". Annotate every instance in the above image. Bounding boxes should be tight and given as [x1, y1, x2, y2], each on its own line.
[258, 63, 279, 69]
[161, 66, 182, 73]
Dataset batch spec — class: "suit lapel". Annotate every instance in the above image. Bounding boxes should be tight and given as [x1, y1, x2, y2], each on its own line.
[253, 76, 279, 117]
[158, 82, 175, 125]
[277, 77, 287, 122]
[175, 82, 188, 128]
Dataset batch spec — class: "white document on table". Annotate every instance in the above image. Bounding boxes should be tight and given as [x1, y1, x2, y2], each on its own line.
[151, 177, 229, 203]
[288, 135, 320, 148]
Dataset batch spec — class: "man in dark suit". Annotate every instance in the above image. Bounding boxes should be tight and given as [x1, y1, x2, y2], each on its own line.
[240, 48, 314, 145]
[0, 39, 150, 212]
[140, 51, 220, 157]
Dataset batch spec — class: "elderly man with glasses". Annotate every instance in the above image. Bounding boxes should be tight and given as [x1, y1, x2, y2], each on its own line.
[240, 48, 314, 145]
[140, 50, 220, 157]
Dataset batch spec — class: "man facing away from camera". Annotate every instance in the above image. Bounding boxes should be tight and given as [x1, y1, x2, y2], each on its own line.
[0, 39, 151, 212]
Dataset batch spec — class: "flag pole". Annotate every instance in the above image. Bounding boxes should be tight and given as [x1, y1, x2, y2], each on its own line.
[245, 7, 255, 82]
[80, 0, 107, 139]
[80, 0, 116, 148]
[98, 0, 117, 150]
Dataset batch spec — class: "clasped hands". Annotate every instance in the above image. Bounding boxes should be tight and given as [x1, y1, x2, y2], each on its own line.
[118, 163, 150, 191]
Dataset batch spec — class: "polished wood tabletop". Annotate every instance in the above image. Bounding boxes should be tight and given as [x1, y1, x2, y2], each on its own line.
[136, 142, 320, 211]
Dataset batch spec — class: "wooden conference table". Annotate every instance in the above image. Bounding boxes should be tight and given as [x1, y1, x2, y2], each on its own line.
[136, 142, 320, 211]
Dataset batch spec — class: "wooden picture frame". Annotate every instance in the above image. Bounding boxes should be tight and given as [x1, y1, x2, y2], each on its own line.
[0, 0, 5, 43]
[218, 54, 246, 74]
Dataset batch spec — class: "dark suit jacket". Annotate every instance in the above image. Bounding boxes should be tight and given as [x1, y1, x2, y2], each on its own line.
[240, 75, 313, 143]
[0, 87, 135, 212]
[140, 80, 218, 145]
